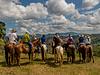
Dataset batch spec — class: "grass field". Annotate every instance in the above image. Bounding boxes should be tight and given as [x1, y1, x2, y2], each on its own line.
[0, 50, 100, 75]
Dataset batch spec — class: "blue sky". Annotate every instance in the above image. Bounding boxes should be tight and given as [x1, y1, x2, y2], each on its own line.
[0, 0, 100, 34]
[20, 0, 82, 8]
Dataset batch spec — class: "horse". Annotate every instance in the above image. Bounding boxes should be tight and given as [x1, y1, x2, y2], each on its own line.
[66, 44, 76, 63]
[54, 45, 64, 65]
[86, 44, 94, 63]
[14, 38, 41, 65]
[31, 38, 41, 60]
[40, 44, 47, 61]
[14, 41, 29, 65]
[78, 44, 87, 63]
[4, 43, 15, 65]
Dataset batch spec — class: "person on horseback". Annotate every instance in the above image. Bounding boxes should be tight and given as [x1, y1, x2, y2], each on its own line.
[41, 34, 46, 44]
[32, 33, 37, 41]
[85, 35, 91, 46]
[8, 29, 18, 44]
[78, 34, 85, 46]
[66, 34, 75, 63]
[66, 34, 74, 47]
[53, 33, 63, 54]
[53, 33, 62, 47]
[22, 32, 32, 51]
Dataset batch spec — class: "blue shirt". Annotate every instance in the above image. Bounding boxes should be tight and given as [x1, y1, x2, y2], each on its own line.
[79, 37, 85, 43]
[41, 36, 46, 44]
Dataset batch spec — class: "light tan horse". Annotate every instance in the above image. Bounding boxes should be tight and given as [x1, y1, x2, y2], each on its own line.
[86, 45, 94, 63]
[41, 44, 47, 61]
[54, 45, 64, 65]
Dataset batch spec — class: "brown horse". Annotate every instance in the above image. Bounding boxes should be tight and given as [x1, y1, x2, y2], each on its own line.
[14, 38, 41, 65]
[4, 43, 15, 65]
[67, 44, 76, 63]
[14, 41, 29, 65]
[78, 44, 86, 63]
[86, 45, 94, 63]
[31, 38, 41, 60]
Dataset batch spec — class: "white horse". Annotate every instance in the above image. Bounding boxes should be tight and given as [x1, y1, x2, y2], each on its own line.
[55, 45, 64, 65]
[41, 44, 47, 61]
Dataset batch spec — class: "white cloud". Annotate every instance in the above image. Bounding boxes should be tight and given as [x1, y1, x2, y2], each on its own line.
[0, 0, 48, 20]
[47, 0, 76, 15]
[83, 0, 100, 9]
[1, 0, 100, 34]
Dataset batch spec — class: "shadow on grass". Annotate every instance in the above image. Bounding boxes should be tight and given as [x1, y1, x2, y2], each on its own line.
[0, 61, 30, 67]
[45, 58, 61, 68]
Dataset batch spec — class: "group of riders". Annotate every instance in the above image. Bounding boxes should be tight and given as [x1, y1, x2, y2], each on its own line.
[5, 29, 93, 66]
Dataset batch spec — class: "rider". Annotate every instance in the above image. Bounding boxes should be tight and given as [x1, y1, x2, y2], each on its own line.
[23, 32, 32, 51]
[53, 33, 62, 48]
[8, 29, 18, 45]
[66, 34, 74, 47]
[41, 34, 46, 44]
[32, 33, 37, 41]
[85, 35, 91, 46]
[53, 33, 62, 54]
[78, 34, 85, 46]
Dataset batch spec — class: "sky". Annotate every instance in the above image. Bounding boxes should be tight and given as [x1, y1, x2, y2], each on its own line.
[0, 0, 100, 34]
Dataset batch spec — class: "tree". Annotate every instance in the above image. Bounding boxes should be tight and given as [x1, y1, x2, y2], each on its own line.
[0, 21, 6, 39]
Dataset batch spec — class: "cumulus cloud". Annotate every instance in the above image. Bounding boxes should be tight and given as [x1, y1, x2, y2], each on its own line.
[83, 0, 100, 9]
[1, 0, 100, 34]
[47, 0, 76, 15]
[0, 0, 48, 20]
[16, 15, 73, 34]
[70, 8, 100, 34]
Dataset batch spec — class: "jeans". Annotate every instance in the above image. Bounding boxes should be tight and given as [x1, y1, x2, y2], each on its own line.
[23, 42, 32, 51]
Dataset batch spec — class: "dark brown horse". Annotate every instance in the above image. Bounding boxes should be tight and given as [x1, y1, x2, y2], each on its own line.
[4, 43, 15, 65]
[78, 44, 86, 63]
[63, 43, 76, 63]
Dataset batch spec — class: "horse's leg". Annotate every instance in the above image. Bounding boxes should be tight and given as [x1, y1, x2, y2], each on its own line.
[41, 48, 44, 61]
[89, 47, 94, 63]
[82, 49, 86, 63]
[31, 51, 34, 60]
[28, 52, 31, 62]
[72, 50, 75, 63]
[61, 53, 63, 65]
[16, 54, 20, 66]
[79, 50, 81, 62]
[5, 49, 8, 65]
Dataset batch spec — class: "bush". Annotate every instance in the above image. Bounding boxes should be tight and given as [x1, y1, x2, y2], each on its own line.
[93, 45, 100, 57]
[0, 38, 5, 46]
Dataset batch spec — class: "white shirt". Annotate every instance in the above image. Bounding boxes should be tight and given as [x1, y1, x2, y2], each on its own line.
[8, 32, 17, 44]
[85, 37, 91, 44]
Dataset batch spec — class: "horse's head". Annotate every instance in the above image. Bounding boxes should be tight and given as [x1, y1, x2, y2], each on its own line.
[32, 38, 41, 47]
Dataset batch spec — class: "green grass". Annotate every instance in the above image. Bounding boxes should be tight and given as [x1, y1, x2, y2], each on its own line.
[0, 51, 100, 75]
